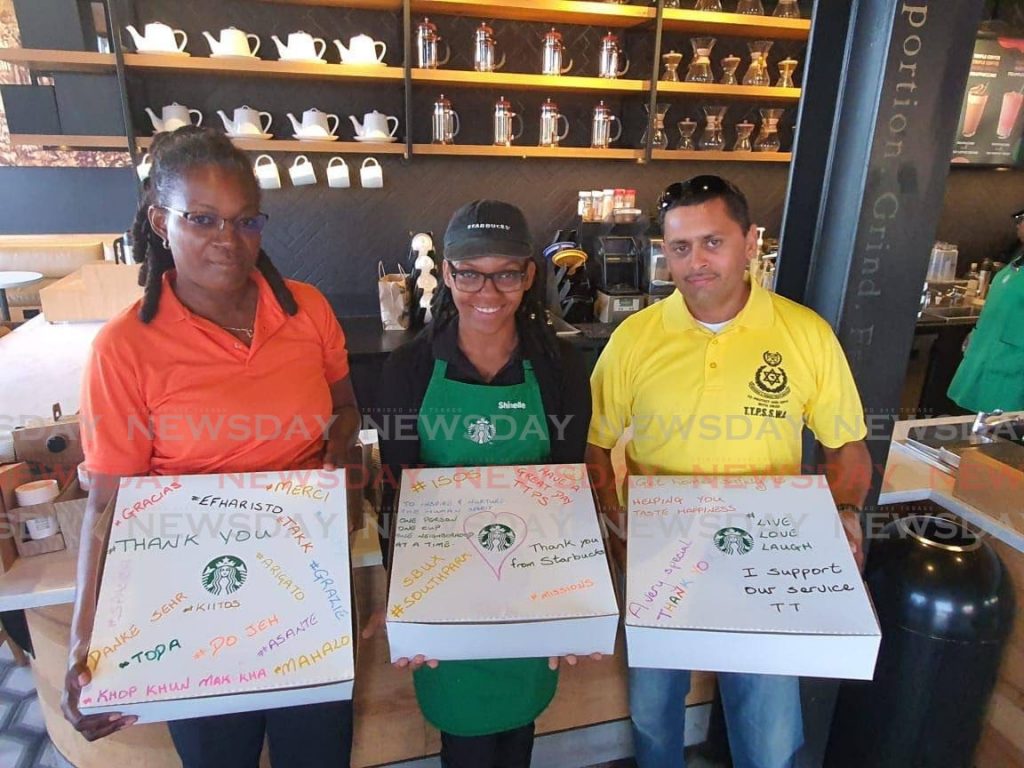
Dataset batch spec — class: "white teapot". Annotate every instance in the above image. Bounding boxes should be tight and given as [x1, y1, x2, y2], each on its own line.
[218, 105, 273, 136]
[287, 107, 339, 138]
[126, 22, 187, 53]
[203, 27, 260, 57]
[146, 102, 203, 133]
[348, 110, 399, 139]
[272, 31, 326, 62]
[333, 34, 386, 65]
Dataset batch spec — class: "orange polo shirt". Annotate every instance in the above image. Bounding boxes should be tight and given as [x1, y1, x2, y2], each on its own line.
[81, 270, 349, 477]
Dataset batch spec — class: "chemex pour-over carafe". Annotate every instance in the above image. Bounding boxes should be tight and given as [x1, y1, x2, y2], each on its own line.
[432, 93, 460, 145]
[720, 54, 740, 85]
[542, 27, 573, 75]
[742, 40, 773, 87]
[493, 96, 523, 146]
[416, 18, 450, 69]
[661, 50, 683, 82]
[737, 0, 766, 14]
[774, 0, 801, 18]
[598, 31, 630, 78]
[778, 57, 798, 88]
[733, 121, 754, 152]
[473, 22, 505, 72]
[677, 119, 697, 151]
[700, 105, 727, 151]
[539, 98, 570, 147]
[686, 37, 716, 83]
[642, 103, 671, 150]
[591, 100, 623, 148]
[694, 0, 723, 10]
[754, 108, 784, 152]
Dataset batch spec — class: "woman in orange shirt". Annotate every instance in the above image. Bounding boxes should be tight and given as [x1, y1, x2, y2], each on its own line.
[61, 127, 361, 767]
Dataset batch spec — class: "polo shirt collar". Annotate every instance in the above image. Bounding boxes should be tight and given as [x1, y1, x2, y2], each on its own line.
[662, 279, 775, 333]
[155, 268, 286, 339]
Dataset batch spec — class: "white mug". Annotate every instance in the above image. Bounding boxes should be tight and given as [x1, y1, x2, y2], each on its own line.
[288, 155, 317, 186]
[137, 152, 152, 181]
[326, 157, 350, 188]
[360, 157, 383, 188]
[253, 154, 281, 190]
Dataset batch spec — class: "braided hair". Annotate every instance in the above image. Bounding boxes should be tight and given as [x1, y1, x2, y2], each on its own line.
[429, 257, 561, 363]
[133, 126, 297, 323]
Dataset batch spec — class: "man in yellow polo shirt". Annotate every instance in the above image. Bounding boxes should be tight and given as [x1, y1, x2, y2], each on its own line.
[586, 175, 871, 768]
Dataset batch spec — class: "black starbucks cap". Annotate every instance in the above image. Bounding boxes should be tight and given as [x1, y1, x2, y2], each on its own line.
[443, 200, 533, 261]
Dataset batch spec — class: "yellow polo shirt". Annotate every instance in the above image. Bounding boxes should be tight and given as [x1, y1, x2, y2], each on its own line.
[589, 282, 866, 477]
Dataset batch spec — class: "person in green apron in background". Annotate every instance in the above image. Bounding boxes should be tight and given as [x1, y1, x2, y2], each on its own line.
[374, 200, 594, 767]
[948, 208, 1024, 413]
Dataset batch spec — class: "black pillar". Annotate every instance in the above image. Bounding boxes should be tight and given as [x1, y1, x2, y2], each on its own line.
[778, 0, 986, 488]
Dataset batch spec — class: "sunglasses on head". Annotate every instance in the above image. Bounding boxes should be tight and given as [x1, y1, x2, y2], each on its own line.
[657, 175, 743, 213]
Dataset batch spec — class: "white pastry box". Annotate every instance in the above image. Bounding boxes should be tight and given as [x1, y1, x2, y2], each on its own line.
[386, 464, 619, 662]
[625, 475, 881, 680]
[80, 470, 354, 723]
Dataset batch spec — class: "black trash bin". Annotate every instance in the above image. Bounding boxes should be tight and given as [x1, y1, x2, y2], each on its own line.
[826, 515, 1015, 768]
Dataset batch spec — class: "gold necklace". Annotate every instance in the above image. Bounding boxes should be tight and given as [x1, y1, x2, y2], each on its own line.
[222, 325, 254, 339]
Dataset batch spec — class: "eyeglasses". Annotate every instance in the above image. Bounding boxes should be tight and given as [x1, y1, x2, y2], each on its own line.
[447, 262, 528, 293]
[657, 175, 741, 213]
[155, 206, 269, 236]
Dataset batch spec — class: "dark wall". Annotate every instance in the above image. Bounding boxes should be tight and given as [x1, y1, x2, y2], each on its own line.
[936, 166, 1024, 268]
[0, 166, 137, 234]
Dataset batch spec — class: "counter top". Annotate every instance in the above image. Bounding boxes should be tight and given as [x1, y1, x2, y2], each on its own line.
[880, 413, 1024, 553]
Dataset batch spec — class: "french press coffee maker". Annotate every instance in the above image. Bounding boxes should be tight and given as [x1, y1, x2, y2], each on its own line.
[432, 94, 460, 145]
[591, 100, 623, 148]
[598, 31, 629, 78]
[539, 98, 570, 147]
[542, 27, 573, 75]
[493, 96, 523, 146]
[416, 18, 450, 69]
[473, 22, 505, 72]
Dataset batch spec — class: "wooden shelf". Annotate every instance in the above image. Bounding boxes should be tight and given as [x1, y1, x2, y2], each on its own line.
[411, 0, 656, 27]
[0, 48, 114, 72]
[256, 0, 401, 9]
[412, 68, 644, 93]
[412, 143, 642, 160]
[651, 81, 800, 101]
[124, 54, 403, 82]
[651, 148, 791, 162]
[661, 9, 810, 40]
[8, 134, 128, 149]
[138, 136, 407, 154]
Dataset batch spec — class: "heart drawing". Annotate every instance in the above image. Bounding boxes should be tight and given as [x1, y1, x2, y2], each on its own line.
[464, 510, 528, 580]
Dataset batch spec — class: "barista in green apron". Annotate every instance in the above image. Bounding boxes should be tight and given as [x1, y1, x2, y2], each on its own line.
[375, 201, 594, 767]
[948, 209, 1024, 412]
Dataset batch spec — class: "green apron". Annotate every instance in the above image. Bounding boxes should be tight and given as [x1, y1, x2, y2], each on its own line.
[948, 258, 1024, 412]
[413, 358, 558, 737]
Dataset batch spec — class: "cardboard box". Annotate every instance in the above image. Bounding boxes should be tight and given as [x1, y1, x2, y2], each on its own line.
[12, 406, 83, 469]
[386, 464, 618, 662]
[40, 262, 142, 323]
[625, 475, 881, 680]
[80, 470, 354, 723]
[0, 463, 32, 574]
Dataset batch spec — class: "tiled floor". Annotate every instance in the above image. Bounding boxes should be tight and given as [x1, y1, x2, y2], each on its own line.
[0, 642, 73, 768]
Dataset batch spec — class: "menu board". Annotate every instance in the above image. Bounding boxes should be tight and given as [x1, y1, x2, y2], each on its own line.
[386, 464, 619, 661]
[952, 37, 1024, 166]
[80, 470, 354, 723]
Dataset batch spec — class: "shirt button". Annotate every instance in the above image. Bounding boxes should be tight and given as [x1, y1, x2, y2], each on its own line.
[711, 339, 718, 345]
[710, 362, 718, 369]
[234, 344, 242, 350]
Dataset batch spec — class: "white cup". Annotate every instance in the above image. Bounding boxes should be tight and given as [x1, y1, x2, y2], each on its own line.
[360, 157, 383, 188]
[137, 152, 152, 181]
[253, 154, 281, 190]
[15, 479, 59, 507]
[326, 157, 351, 188]
[25, 515, 60, 541]
[288, 155, 317, 186]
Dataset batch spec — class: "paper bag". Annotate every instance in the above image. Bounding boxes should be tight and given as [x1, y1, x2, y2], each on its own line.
[378, 261, 410, 330]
